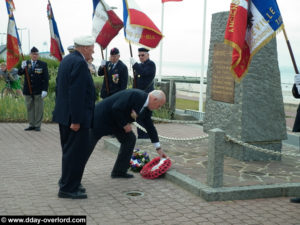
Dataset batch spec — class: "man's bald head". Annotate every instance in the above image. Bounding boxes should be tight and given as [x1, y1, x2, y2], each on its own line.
[148, 90, 166, 111]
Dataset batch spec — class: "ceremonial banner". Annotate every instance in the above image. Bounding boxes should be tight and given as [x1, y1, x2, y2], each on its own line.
[5, 0, 20, 71]
[47, 0, 64, 61]
[92, 0, 123, 49]
[162, 0, 182, 3]
[5, 0, 15, 15]
[123, 0, 163, 48]
[224, 0, 283, 80]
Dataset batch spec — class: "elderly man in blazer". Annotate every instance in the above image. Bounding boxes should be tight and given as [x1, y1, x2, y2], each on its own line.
[52, 35, 96, 199]
[98, 47, 128, 99]
[90, 89, 167, 178]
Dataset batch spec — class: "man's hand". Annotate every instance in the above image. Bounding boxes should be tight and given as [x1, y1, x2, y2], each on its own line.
[41, 91, 47, 98]
[123, 123, 132, 133]
[130, 110, 137, 120]
[157, 148, 167, 158]
[70, 123, 80, 132]
[294, 73, 300, 84]
[100, 60, 106, 67]
[130, 57, 137, 65]
[21, 61, 27, 69]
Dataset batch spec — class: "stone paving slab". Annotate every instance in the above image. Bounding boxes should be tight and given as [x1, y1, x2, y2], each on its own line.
[0, 123, 300, 225]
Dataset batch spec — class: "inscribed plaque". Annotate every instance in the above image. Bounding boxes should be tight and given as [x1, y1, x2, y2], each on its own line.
[211, 43, 234, 103]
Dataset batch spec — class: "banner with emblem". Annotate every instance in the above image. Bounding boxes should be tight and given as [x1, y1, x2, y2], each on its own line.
[5, 0, 21, 71]
[92, 0, 123, 49]
[47, 0, 64, 61]
[224, 0, 283, 81]
[123, 0, 163, 48]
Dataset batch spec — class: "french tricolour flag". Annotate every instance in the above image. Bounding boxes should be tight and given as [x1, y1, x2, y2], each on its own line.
[224, 0, 283, 81]
[6, 0, 20, 71]
[123, 0, 163, 48]
[92, 0, 123, 49]
[47, 0, 64, 61]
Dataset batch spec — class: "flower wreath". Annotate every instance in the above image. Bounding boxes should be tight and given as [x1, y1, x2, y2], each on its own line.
[130, 149, 150, 172]
[140, 157, 172, 179]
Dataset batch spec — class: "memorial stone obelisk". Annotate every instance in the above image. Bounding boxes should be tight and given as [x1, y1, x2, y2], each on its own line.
[203, 11, 287, 161]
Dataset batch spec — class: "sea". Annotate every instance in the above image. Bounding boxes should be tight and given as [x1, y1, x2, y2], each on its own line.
[156, 61, 295, 92]
[94, 59, 295, 93]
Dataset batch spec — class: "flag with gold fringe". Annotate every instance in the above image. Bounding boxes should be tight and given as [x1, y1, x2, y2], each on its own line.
[123, 0, 163, 48]
[224, 0, 283, 81]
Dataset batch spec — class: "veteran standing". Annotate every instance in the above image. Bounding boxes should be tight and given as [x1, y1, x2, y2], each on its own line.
[52, 35, 96, 199]
[290, 73, 300, 203]
[98, 47, 128, 99]
[130, 48, 156, 139]
[18, 47, 49, 131]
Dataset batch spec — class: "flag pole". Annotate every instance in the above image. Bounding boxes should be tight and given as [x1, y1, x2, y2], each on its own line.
[158, 2, 165, 83]
[100, 46, 110, 95]
[199, 0, 207, 112]
[282, 27, 299, 74]
[129, 42, 137, 88]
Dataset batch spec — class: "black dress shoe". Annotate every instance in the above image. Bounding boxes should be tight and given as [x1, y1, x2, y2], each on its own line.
[78, 184, 86, 193]
[24, 126, 35, 131]
[111, 172, 134, 179]
[58, 181, 86, 193]
[58, 190, 87, 199]
[34, 127, 41, 131]
[290, 197, 300, 203]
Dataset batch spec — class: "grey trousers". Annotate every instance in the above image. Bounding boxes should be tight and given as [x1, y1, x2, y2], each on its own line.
[25, 94, 44, 128]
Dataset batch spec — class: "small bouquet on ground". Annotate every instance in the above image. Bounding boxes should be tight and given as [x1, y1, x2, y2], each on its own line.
[130, 149, 150, 172]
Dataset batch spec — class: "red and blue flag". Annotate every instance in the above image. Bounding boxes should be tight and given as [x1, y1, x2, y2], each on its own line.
[224, 0, 283, 80]
[5, 0, 21, 71]
[92, 0, 123, 49]
[123, 0, 163, 48]
[47, 0, 64, 61]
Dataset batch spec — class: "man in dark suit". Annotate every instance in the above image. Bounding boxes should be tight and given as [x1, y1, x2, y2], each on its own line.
[291, 73, 300, 203]
[52, 35, 96, 199]
[90, 89, 167, 178]
[18, 47, 49, 131]
[98, 47, 128, 99]
[130, 48, 156, 139]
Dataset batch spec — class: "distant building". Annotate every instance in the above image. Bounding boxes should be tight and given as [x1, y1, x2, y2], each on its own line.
[0, 45, 7, 60]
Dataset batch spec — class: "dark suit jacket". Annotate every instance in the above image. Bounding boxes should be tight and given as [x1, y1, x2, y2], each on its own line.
[132, 59, 156, 93]
[18, 59, 49, 95]
[93, 89, 159, 143]
[52, 51, 96, 129]
[98, 60, 128, 98]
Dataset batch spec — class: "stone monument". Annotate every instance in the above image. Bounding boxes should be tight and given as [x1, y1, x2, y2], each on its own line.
[203, 11, 287, 161]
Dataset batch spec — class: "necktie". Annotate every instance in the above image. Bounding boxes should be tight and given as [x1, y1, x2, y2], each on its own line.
[32, 61, 36, 70]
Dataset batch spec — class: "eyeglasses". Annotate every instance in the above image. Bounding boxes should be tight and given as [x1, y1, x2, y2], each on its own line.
[138, 54, 145, 57]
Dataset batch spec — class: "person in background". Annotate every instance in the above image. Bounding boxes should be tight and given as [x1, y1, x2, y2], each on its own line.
[0, 62, 23, 97]
[98, 47, 128, 99]
[89, 89, 167, 179]
[290, 73, 300, 203]
[18, 47, 49, 131]
[130, 47, 156, 139]
[52, 35, 96, 199]
[88, 57, 97, 76]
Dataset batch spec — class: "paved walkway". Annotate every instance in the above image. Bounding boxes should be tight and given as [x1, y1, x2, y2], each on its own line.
[0, 123, 299, 225]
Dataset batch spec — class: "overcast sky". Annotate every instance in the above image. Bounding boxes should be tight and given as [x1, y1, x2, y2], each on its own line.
[0, 0, 299, 73]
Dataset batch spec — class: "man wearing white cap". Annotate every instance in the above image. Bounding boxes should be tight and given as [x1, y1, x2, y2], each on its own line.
[53, 35, 96, 199]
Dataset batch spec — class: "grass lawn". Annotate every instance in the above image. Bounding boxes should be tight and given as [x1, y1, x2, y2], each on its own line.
[176, 98, 200, 111]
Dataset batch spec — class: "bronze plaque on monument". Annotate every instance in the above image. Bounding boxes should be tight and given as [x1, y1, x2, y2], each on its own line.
[211, 43, 234, 103]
